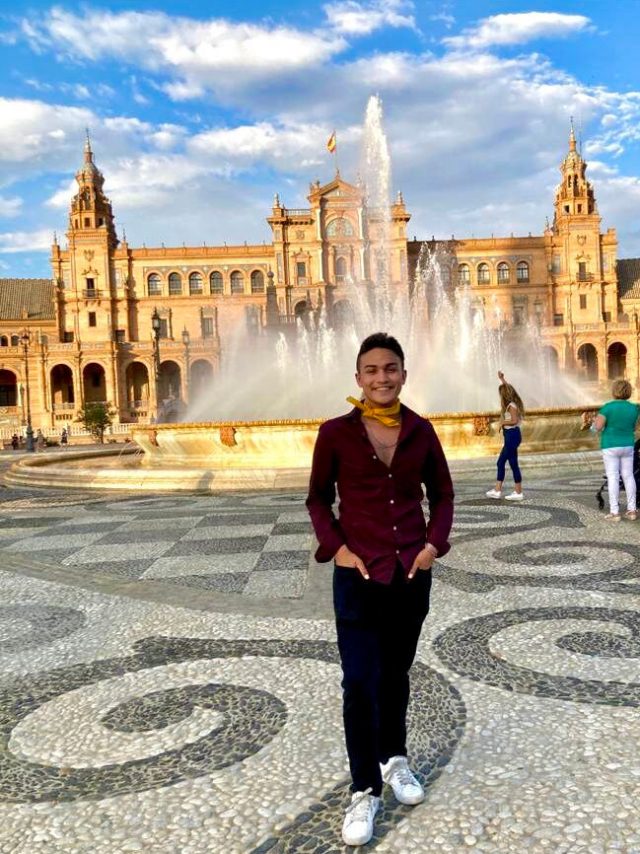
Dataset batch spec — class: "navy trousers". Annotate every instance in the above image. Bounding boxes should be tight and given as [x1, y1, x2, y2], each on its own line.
[497, 426, 522, 483]
[333, 562, 432, 796]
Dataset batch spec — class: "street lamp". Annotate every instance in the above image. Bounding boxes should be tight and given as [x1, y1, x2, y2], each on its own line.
[181, 327, 190, 404]
[151, 308, 162, 421]
[20, 331, 34, 452]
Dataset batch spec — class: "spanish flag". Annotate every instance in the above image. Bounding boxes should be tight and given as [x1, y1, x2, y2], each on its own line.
[327, 130, 337, 153]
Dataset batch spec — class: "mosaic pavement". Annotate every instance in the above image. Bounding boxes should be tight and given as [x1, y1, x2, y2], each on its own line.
[0, 468, 639, 853]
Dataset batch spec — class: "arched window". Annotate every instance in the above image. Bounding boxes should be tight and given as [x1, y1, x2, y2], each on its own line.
[230, 271, 244, 294]
[497, 262, 510, 283]
[168, 272, 182, 295]
[335, 257, 347, 282]
[10, 335, 19, 346]
[326, 217, 354, 238]
[477, 263, 490, 284]
[517, 261, 530, 283]
[147, 273, 161, 296]
[189, 272, 203, 295]
[250, 270, 265, 294]
[210, 271, 223, 295]
[0, 337, 7, 347]
[458, 264, 470, 285]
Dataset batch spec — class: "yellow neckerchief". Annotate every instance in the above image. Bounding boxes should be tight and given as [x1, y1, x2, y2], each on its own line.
[347, 396, 402, 428]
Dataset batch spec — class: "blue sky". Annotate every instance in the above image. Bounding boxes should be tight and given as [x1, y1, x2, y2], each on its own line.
[1, 0, 640, 276]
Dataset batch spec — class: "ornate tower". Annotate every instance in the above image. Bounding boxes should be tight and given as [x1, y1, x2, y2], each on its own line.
[546, 121, 618, 368]
[67, 133, 118, 247]
[57, 135, 121, 350]
[553, 121, 597, 222]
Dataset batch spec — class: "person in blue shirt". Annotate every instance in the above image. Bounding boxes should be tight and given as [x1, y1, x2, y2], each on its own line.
[591, 379, 640, 521]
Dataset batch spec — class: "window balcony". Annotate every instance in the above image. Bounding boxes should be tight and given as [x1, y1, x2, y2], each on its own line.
[82, 289, 102, 299]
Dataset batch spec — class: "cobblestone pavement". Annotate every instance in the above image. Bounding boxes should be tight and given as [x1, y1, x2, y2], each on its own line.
[0, 464, 639, 853]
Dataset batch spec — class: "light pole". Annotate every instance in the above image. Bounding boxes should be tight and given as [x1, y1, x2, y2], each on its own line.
[20, 331, 34, 452]
[181, 327, 190, 404]
[151, 308, 161, 419]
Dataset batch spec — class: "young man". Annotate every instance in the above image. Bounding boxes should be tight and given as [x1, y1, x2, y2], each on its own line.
[306, 332, 454, 847]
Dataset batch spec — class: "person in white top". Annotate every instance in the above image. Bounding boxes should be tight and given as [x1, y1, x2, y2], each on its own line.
[486, 370, 525, 501]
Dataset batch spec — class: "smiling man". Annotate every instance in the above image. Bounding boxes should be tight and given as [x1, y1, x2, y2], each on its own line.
[306, 331, 454, 846]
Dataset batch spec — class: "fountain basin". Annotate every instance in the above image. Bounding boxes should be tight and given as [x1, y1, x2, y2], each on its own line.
[4, 407, 599, 492]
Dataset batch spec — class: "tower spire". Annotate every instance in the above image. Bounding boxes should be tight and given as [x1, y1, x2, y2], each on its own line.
[569, 116, 577, 153]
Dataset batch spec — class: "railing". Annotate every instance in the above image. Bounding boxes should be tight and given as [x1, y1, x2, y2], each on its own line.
[0, 346, 23, 355]
[577, 273, 594, 282]
[605, 321, 631, 330]
[52, 402, 75, 411]
[48, 343, 76, 351]
[574, 320, 631, 331]
[296, 277, 308, 287]
[0, 406, 19, 415]
[128, 399, 149, 409]
[284, 208, 312, 216]
[118, 340, 215, 352]
[82, 289, 103, 299]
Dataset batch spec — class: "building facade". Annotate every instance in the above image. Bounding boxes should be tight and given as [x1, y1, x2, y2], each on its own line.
[1, 127, 639, 435]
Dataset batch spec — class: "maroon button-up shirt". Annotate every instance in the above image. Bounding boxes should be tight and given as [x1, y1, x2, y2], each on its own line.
[306, 404, 454, 584]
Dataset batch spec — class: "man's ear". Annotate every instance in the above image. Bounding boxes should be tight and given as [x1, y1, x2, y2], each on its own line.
[355, 371, 363, 389]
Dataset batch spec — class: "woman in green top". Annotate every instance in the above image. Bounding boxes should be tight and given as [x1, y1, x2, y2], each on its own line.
[592, 379, 640, 521]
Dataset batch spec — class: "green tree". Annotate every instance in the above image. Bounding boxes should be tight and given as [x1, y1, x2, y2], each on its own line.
[76, 402, 115, 443]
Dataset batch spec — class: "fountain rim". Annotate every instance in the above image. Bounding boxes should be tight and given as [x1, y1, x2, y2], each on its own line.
[132, 404, 595, 432]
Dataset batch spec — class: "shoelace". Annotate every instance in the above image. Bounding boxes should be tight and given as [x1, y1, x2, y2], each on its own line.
[388, 760, 416, 787]
[346, 787, 374, 820]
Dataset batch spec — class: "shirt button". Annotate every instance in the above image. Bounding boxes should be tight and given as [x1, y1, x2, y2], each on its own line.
[388, 473, 392, 478]
[393, 525, 397, 531]
[372, 455, 377, 460]
[390, 499, 394, 504]
[395, 549, 400, 554]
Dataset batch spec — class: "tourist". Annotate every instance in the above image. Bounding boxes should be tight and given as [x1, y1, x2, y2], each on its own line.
[60, 427, 69, 446]
[306, 332, 454, 847]
[35, 429, 46, 452]
[589, 379, 640, 521]
[486, 370, 525, 501]
[10, 433, 19, 450]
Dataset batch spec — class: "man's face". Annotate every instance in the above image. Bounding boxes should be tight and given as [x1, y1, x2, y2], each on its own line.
[356, 347, 406, 407]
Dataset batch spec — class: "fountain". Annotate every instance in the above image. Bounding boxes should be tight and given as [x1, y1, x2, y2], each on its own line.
[6, 97, 599, 492]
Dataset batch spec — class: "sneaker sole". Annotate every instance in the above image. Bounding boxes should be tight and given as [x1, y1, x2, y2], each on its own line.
[393, 790, 426, 806]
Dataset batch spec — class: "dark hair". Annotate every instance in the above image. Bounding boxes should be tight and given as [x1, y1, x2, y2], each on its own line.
[357, 332, 405, 370]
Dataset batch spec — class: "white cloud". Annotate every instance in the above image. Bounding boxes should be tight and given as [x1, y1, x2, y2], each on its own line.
[0, 195, 22, 217]
[21, 8, 347, 101]
[324, 0, 416, 36]
[0, 229, 52, 253]
[444, 12, 592, 50]
[188, 121, 345, 168]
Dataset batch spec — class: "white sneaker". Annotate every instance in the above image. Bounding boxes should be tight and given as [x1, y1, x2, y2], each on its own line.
[380, 756, 425, 805]
[342, 790, 380, 846]
[485, 489, 502, 499]
[505, 492, 524, 501]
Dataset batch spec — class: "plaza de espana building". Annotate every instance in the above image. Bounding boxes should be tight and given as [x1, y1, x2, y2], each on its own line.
[1, 126, 640, 435]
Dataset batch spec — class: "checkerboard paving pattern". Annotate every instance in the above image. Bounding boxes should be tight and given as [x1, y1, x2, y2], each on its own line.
[0, 496, 313, 599]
